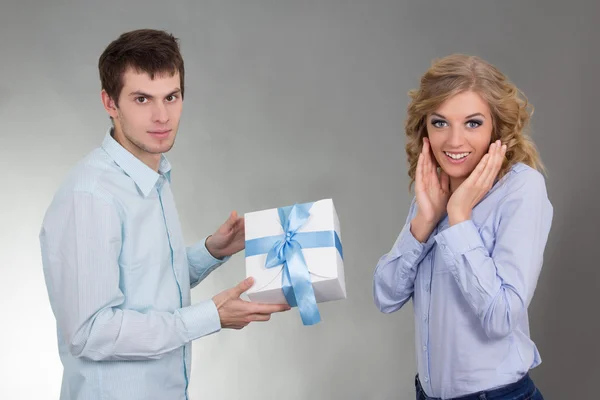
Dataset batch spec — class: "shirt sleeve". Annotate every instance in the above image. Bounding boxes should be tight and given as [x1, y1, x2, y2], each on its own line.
[187, 239, 230, 288]
[39, 190, 222, 362]
[433, 169, 553, 339]
[373, 197, 436, 313]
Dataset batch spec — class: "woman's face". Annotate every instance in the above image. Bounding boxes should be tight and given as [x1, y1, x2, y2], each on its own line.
[426, 90, 494, 187]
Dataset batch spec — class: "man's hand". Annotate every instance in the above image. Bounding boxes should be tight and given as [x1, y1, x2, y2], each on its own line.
[206, 211, 245, 259]
[212, 277, 291, 330]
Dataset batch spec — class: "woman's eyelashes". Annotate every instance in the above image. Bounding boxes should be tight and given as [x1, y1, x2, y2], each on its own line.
[430, 118, 448, 128]
[466, 119, 483, 129]
[429, 118, 483, 129]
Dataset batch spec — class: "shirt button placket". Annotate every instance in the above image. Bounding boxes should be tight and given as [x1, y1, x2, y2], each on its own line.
[423, 252, 433, 393]
[157, 179, 189, 398]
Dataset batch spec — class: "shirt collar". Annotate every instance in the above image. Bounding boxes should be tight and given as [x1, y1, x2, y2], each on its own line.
[101, 127, 172, 197]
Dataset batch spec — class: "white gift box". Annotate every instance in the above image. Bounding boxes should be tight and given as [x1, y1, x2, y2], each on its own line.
[243, 199, 347, 306]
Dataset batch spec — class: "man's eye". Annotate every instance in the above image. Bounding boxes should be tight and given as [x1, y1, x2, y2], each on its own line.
[166, 95, 177, 102]
[135, 97, 148, 104]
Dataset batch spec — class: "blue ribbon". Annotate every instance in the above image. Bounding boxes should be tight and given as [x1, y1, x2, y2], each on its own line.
[245, 202, 343, 326]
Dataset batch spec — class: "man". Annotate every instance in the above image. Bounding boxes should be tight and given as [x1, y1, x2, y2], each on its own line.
[39, 29, 290, 400]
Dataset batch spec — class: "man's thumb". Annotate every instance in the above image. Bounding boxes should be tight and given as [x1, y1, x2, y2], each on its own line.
[233, 277, 254, 296]
[226, 211, 238, 227]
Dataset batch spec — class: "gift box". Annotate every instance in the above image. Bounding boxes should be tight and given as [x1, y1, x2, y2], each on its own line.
[244, 199, 346, 325]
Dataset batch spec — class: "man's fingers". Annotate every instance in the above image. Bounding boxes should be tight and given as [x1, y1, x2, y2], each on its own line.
[236, 217, 245, 229]
[225, 211, 238, 229]
[250, 314, 272, 322]
[231, 277, 254, 297]
[227, 217, 244, 235]
[218, 211, 239, 233]
[251, 302, 291, 314]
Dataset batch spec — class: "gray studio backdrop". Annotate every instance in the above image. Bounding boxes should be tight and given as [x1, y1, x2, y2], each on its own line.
[1, 1, 598, 399]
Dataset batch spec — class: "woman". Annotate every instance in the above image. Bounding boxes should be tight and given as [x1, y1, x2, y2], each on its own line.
[373, 54, 552, 400]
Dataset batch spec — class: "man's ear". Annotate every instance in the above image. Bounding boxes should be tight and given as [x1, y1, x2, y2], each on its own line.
[101, 90, 119, 119]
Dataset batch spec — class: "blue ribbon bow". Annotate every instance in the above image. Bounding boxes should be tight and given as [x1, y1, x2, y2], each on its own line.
[245, 202, 343, 326]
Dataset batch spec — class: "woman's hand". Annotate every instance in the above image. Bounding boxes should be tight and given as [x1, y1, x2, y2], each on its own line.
[411, 137, 450, 242]
[447, 140, 507, 226]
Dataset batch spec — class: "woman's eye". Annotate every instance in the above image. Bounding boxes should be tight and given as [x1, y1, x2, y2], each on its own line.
[466, 120, 483, 129]
[431, 119, 447, 128]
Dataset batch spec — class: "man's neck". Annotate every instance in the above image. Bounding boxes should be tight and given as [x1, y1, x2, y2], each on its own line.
[111, 127, 161, 172]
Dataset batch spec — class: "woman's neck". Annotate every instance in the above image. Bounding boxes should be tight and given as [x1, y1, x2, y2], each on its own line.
[450, 177, 466, 193]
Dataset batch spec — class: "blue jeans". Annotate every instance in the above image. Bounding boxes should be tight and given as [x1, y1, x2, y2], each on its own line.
[415, 374, 544, 400]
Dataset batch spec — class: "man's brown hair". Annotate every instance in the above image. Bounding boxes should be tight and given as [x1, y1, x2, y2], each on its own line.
[98, 29, 185, 106]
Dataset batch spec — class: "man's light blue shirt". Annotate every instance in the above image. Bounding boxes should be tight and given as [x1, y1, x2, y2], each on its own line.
[40, 129, 228, 400]
[373, 163, 553, 399]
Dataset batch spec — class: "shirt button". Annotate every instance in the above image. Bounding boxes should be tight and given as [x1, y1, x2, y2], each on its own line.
[423, 345, 427, 351]
[423, 377, 429, 383]
[423, 315, 428, 322]
[424, 284, 430, 292]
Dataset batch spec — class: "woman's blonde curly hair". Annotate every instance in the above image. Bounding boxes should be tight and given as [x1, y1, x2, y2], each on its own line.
[405, 54, 544, 191]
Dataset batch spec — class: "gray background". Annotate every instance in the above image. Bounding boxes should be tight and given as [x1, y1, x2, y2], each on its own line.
[1, 1, 598, 399]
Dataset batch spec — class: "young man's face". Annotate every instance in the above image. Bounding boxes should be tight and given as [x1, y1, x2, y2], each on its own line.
[102, 68, 183, 170]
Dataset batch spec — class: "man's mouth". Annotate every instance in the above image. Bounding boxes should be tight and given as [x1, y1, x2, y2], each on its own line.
[148, 129, 172, 139]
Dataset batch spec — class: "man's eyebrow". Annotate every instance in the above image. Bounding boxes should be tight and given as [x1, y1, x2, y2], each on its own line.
[128, 88, 181, 98]
[129, 90, 153, 98]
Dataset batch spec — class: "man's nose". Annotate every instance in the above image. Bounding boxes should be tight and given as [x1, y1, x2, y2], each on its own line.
[152, 103, 169, 124]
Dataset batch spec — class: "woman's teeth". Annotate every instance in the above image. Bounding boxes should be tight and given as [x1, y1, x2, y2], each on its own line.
[444, 152, 470, 160]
